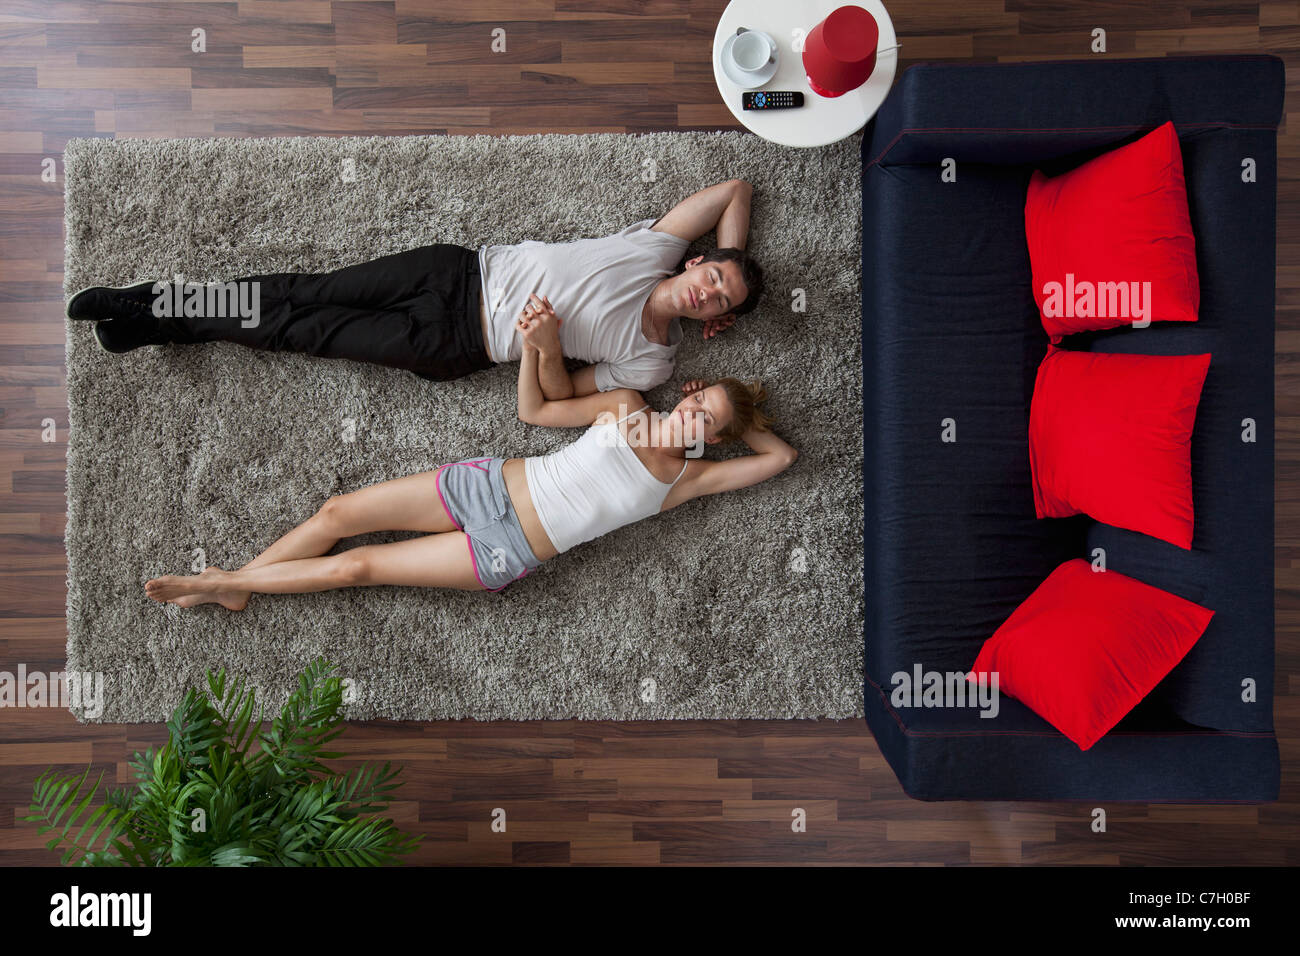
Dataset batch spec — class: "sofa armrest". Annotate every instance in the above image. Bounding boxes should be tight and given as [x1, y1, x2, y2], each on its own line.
[863, 54, 1284, 168]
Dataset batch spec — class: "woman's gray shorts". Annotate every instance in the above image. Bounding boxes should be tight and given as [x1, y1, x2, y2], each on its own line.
[434, 456, 542, 592]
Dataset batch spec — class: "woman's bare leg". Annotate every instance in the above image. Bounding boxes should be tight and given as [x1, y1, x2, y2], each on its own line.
[152, 467, 460, 609]
[146, 527, 484, 604]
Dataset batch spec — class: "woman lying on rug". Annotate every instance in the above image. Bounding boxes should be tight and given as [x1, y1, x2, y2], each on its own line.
[144, 293, 797, 608]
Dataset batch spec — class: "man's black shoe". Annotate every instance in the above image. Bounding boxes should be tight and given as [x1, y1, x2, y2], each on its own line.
[67, 281, 159, 321]
[93, 316, 173, 353]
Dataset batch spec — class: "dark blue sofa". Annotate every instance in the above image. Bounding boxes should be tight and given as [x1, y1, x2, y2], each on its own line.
[860, 55, 1282, 801]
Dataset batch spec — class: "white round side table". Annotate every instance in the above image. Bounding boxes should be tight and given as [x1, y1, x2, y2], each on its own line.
[711, 0, 898, 148]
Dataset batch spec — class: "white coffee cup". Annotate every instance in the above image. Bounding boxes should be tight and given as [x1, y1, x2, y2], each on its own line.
[732, 29, 776, 73]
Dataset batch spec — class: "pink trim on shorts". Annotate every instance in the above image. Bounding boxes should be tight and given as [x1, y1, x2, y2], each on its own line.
[434, 463, 461, 530]
[464, 534, 533, 592]
[435, 458, 532, 593]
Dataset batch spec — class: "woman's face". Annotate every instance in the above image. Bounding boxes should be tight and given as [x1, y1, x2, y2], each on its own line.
[666, 385, 732, 446]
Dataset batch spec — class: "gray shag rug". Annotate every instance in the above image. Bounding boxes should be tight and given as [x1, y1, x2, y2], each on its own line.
[63, 130, 863, 723]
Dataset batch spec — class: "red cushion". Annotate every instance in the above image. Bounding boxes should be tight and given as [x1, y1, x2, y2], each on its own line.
[968, 559, 1214, 751]
[1029, 346, 1210, 549]
[1025, 121, 1199, 343]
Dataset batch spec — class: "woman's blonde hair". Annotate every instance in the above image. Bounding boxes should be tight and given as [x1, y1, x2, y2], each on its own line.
[707, 377, 773, 442]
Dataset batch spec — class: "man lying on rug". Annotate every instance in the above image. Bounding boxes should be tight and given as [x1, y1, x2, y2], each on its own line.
[143, 292, 796, 605]
[65, 179, 764, 397]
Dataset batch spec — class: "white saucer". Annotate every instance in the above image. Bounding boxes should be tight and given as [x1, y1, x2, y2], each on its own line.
[720, 31, 779, 89]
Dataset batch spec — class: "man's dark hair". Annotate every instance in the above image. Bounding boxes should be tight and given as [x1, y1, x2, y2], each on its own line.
[674, 247, 765, 317]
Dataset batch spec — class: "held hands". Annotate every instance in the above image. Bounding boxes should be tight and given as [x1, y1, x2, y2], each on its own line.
[517, 293, 562, 355]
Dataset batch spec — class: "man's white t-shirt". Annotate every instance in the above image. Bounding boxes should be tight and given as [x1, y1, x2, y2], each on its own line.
[477, 218, 690, 392]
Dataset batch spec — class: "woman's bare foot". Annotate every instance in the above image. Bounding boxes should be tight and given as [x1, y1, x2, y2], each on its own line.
[145, 568, 249, 611]
[171, 590, 251, 611]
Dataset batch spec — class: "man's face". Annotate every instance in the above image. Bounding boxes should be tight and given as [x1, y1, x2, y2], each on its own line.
[673, 257, 746, 321]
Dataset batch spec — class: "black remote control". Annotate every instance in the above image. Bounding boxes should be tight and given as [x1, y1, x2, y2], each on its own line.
[742, 91, 804, 110]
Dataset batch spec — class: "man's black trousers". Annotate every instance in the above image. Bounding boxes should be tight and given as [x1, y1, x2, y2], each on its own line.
[153, 243, 493, 381]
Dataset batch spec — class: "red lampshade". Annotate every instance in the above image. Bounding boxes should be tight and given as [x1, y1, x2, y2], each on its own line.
[802, 5, 880, 97]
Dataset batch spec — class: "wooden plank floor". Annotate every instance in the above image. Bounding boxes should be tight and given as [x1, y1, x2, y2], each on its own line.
[0, 0, 1295, 866]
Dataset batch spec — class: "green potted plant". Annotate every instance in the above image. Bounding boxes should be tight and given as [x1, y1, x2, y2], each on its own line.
[26, 657, 421, 866]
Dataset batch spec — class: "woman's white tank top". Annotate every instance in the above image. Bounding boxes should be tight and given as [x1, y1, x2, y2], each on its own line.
[523, 404, 689, 554]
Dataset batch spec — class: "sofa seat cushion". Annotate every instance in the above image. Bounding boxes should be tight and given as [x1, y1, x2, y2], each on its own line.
[863, 161, 1087, 683]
